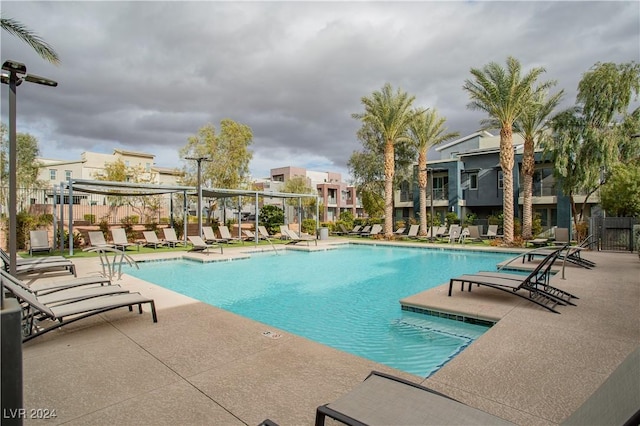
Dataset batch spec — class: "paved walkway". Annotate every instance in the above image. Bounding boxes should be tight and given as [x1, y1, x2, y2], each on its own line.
[16, 241, 640, 425]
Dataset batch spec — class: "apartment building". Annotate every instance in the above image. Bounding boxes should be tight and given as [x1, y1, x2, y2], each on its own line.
[403, 131, 598, 231]
[268, 166, 362, 222]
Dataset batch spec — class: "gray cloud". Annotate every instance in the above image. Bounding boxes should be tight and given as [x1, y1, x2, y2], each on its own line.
[1, 1, 638, 179]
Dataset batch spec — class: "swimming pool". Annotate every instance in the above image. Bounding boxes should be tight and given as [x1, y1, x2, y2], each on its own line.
[126, 245, 513, 377]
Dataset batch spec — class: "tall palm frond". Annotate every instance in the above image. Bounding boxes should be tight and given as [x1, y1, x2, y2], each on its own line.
[353, 83, 417, 238]
[408, 108, 459, 235]
[463, 56, 549, 244]
[516, 89, 564, 239]
[1, 16, 60, 65]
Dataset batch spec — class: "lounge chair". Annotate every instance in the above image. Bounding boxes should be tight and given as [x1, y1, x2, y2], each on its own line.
[393, 227, 406, 236]
[434, 226, 448, 238]
[284, 229, 317, 246]
[404, 224, 420, 239]
[445, 225, 462, 243]
[142, 231, 167, 249]
[1, 247, 66, 266]
[332, 224, 349, 236]
[347, 225, 362, 236]
[87, 231, 114, 249]
[29, 230, 52, 255]
[258, 226, 272, 240]
[461, 225, 483, 243]
[111, 228, 136, 251]
[162, 227, 184, 248]
[280, 225, 291, 240]
[1, 269, 157, 343]
[201, 226, 223, 244]
[219, 225, 242, 243]
[482, 224, 503, 239]
[315, 370, 514, 425]
[448, 248, 577, 313]
[1, 248, 77, 277]
[523, 236, 596, 269]
[242, 229, 259, 242]
[553, 227, 570, 245]
[358, 225, 372, 236]
[187, 235, 223, 254]
[361, 224, 382, 237]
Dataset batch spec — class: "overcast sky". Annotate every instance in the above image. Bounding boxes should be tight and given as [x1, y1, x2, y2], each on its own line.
[1, 1, 638, 180]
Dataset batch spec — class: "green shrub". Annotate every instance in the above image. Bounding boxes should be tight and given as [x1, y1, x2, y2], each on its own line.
[37, 213, 54, 226]
[84, 214, 96, 224]
[259, 205, 285, 234]
[445, 212, 460, 225]
[302, 219, 317, 235]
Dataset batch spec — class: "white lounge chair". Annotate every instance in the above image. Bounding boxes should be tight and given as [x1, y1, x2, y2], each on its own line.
[29, 230, 52, 255]
[258, 226, 271, 240]
[187, 235, 223, 254]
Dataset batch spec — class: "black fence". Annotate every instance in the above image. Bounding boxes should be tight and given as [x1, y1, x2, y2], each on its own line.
[590, 216, 638, 252]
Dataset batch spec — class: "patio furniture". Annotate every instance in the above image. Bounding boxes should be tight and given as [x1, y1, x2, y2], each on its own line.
[1, 269, 157, 343]
[284, 229, 317, 246]
[87, 231, 114, 249]
[187, 236, 223, 254]
[218, 225, 242, 243]
[142, 231, 167, 249]
[162, 227, 185, 248]
[111, 228, 136, 251]
[448, 248, 576, 313]
[315, 370, 514, 425]
[29, 230, 51, 255]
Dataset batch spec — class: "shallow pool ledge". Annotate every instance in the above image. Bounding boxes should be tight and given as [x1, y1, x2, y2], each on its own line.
[400, 282, 523, 325]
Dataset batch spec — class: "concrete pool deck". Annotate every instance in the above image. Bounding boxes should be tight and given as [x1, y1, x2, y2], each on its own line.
[16, 239, 640, 425]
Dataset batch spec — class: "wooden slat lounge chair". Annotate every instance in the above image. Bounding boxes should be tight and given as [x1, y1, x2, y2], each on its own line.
[315, 371, 514, 425]
[448, 248, 576, 313]
[161, 227, 185, 248]
[1, 269, 157, 343]
[29, 230, 51, 255]
[187, 236, 223, 254]
[111, 228, 136, 251]
[347, 225, 362, 236]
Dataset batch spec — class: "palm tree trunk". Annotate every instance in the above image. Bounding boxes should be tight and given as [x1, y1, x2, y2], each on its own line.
[384, 139, 395, 238]
[522, 136, 535, 240]
[500, 126, 515, 244]
[418, 150, 428, 236]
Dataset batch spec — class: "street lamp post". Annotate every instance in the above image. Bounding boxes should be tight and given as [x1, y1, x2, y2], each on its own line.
[185, 156, 211, 238]
[1, 60, 57, 303]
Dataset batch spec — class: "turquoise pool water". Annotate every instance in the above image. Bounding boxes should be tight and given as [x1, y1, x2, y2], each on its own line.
[126, 245, 512, 377]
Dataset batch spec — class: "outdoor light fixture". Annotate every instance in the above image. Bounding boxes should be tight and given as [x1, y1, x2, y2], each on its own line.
[185, 156, 212, 237]
[1, 60, 57, 293]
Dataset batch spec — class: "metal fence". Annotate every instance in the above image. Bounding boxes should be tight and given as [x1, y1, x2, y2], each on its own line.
[590, 216, 638, 252]
[1, 186, 180, 225]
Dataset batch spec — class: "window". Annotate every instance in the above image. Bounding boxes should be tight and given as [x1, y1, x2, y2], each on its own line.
[497, 171, 503, 190]
[65, 170, 72, 180]
[49, 169, 57, 180]
[469, 172, 478, 190]
[145, 162, 151, 172]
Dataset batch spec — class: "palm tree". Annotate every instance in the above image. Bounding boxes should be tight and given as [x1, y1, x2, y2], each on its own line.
[1, 15, 60, 65]
[353, 83, 417, 238]
[408, 108, 459, 236]
[463, 57, 549, 245]
[516, 89, 563, 239]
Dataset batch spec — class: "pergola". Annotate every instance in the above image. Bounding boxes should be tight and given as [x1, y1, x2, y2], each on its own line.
[61, 179, 319, 253]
